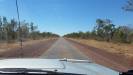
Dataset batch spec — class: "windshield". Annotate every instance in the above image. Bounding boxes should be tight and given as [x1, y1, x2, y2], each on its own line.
[0, 0, 133, 74]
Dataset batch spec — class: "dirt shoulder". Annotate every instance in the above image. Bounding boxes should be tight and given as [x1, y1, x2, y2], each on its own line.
[0, 38, 56, 51]
[0, 38, 58, 58]
[69, 38, 133, 57]
[66, 38, 132, 72]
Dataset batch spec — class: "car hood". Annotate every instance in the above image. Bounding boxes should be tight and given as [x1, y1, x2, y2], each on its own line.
[0, 58, 119, 75]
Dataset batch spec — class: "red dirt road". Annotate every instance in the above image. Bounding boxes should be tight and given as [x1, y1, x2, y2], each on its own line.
[40, 38, 88, 60]
[0, 38, 129, 72]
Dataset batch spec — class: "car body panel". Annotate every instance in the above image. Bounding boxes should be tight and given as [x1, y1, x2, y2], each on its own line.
[0, 58, 119, 75]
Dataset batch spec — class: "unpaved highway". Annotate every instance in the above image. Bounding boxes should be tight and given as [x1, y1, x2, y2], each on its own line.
[0, 37, 129, 72]
[40, 38, 88, 60]
[40, 38, 128, 72]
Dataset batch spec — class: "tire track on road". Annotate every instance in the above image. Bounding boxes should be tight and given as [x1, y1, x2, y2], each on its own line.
[40, 38, 89, 60]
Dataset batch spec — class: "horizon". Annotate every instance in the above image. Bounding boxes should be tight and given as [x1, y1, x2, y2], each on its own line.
[0, 0, 133, 36]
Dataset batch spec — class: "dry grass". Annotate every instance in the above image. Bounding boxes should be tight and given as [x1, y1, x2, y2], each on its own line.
[0, 38, 55, 52]
[69, 38, 133, 58]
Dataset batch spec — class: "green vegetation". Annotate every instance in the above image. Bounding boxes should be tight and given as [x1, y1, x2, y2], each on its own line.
[0, 16, 59, 43]
[64, 19, 133, 43]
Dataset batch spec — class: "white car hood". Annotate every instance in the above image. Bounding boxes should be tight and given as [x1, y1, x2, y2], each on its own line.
[0, 59, 64, 69]
[0, 58, 119, 75]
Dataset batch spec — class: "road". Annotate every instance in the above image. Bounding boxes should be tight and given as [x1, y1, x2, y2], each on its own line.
[40, 38, 88, 60]
[0, 38, 89, 60]
[39, 38, 128, 72]
[0, 37, 128, 72]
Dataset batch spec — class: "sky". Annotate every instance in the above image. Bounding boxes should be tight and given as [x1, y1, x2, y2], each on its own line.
[0, 0, 133, 36]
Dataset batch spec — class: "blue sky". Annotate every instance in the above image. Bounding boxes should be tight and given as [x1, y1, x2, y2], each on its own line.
[0, 0, 133, 36]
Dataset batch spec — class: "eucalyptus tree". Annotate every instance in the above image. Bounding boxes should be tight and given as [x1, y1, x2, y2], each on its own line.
[122, 0, 133, 11]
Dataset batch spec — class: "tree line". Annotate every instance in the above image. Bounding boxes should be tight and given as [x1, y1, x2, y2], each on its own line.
[64, 19, 133, 43]
[0, 16, 59, 43]
[64, 0, 133, 43]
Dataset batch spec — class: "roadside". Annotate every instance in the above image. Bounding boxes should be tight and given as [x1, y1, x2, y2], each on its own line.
[0, 38, 58, 58]
[68, 38, 133, 57]
[66, 38, 131, 72]
[0, 38, 57, 51]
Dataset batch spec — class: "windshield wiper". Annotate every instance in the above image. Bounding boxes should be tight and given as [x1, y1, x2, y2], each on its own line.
[0, 68, 82, 75]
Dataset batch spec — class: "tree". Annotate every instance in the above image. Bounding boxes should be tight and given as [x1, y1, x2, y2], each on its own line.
[2, 19, 18, 42]
[103, 24, 115, 41]
[113, 26, 131, 43]
[128, 31, 133, 42]
[0, 16, 2, 41]
[30, 22, 38, 40]
[30, 22, 34, 32]
[122, 0, 133, 43]
[95, 19, 116, 41]
[2, 17, 8, 42]
[122, 0, 133, 11]
[0, 16, 59, 43]
[20, 21, 30, 39]
[95, 19, 106, 40]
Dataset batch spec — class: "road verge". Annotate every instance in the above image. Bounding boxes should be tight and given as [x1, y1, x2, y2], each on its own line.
[66, 38, 130, 72]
